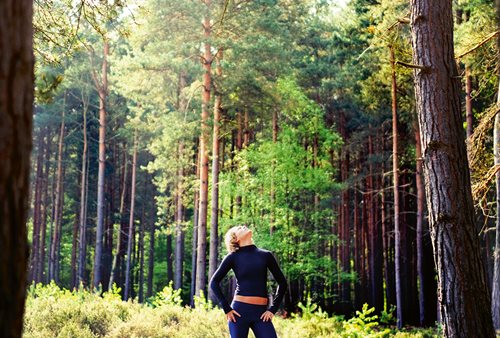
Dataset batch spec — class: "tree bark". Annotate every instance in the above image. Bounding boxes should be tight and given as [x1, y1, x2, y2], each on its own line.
[410, 0, 495, 335]
[195, 0, 212, 299]
[243, 111, 250, 147]
[208, 49, 223, 301]
[109, 149, 128, 290]
[174, 71, 187, 291]
[381, 132, 396, 309]
[49, 98, 65, 283]
[493, 68, 500, 333]
[70, 216, 78, 289]
[77, 91, 89, 287]
[191, 143, 200, 306]
[93, 39, 109, 289]
[147, 197, 155, 298]
[270, 110, 278, 235]
[465, 65, 473, 140]
[491, 0, 500, 330]
[138, 206, 145, 303]
[0, 0, 33, 335]
[174, 143, 185, 290]
[30, 128, 44, 283]
[390, 45, 403, 329]
[414, 120, 426, 326]
[167, 234, 174, 283]
[40, 128, 52, 283]
[125, 132, 138, 299]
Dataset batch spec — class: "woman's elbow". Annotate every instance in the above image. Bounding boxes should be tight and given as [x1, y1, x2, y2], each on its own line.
[209, 277, 218, 291]
[279, 278, 288, 291]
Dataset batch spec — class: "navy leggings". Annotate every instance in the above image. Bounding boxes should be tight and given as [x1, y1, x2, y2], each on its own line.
[228, 300, 278, 338]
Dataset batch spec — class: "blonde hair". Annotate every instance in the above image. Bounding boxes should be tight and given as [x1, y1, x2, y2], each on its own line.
[225, 226, 241, 253]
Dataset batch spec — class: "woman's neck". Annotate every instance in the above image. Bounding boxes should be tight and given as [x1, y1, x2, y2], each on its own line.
[239, 239, 254, 247]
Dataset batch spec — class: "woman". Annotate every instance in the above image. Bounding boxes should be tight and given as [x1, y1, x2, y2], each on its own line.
[209, 225, 288, 338]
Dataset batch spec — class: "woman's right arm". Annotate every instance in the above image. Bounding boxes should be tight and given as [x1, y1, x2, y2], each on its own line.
[209, 253, 234, 314]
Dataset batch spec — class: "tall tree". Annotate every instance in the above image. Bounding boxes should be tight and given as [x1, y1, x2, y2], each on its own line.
[409, 0, 495, 336]
[491, 0, 500, 329]
[49, 97, 66, 283]
[390, 45, 403, 329]
[208, 49, 223, 301]
[493, 73, 500, 330]
[78, 88, 89, 287]
[125, 131, 138, 299]
[29, 129, 45, 284]
[0, 0, 33, 336]
[414, 120, 426, 326]
[195, 0, 212, 298]
[491, 74, 500, 330]
[92, 38, 109, 289]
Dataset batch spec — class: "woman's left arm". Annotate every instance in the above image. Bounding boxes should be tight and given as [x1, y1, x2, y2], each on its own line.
[266, 251, 288, 314]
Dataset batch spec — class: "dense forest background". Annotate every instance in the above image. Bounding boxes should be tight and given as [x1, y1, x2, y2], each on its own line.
[26, 0, 500, 332]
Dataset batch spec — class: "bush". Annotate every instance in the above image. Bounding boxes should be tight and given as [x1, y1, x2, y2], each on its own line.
[23, 284, 438, 338]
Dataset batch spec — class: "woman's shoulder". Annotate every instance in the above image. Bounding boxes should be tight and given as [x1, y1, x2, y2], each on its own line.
[256, 247, 274, 256]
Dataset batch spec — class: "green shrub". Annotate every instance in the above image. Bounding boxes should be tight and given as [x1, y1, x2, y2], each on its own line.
[380, 305, 396, 325]
[23, 284, 438, 338]
[148, 281, 183, 308]
[342, 304, 391, 338]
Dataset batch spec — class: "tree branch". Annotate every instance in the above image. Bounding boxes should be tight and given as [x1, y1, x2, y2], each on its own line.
[395, 60, 430, 71]
[456, 30, 499, 59]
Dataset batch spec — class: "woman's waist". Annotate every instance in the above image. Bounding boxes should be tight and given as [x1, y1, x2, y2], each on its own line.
[233, 294, 269, 305]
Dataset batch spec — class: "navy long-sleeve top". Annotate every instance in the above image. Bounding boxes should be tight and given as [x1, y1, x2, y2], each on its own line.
[209, 244, 288, 314]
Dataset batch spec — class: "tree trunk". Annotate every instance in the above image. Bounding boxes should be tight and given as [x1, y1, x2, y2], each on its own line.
[125, 132, 138, 299]
[174, 71, 187, 292]
[147, 198, 155, 298]
[493, 70, 500, 332]
[390, 46, 403, 329]
[102, 143, 116, 291]
[353, 172, 362, 310]
[208, 50, 222, 301]
[40, 128, 52, 284]
[195, 0, 212, 299]
[0, 0, 33, 334]
[374, 131, 384, 313]
[49, 99, 65, 283]
[465, 65, 473, 140]
[78, 92, 89, 287]
[138, 206, 145, 303]
[491, 0, 500, 330]
[30, 129, 44, 283]
[174, 143, 185, 290]
[69, 209, 78, 288]
[414, 120, 426, 326]
[109, 149, 129, 290]
[167, 234, 174, 283]
[270, 110, 278, 235]
[243, 111, 250, 147]
[191, 144, 200, 306]
[381, 132, 396, 309]
[410, 0, 495, 335]
[237, 111, 243, 150]
[93, 39, 109, 289]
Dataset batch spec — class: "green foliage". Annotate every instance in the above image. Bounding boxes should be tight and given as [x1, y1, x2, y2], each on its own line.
[193, 290, 215, 312]
[25, 284, 437, 338]
[148, 281, 183, 308]
[342, 304, 391, 337]
[293, 293, 330, 320]
[380, 305, 396, 325]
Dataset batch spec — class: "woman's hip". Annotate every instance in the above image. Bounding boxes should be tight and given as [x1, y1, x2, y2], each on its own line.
[231, 300, 268, 318]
